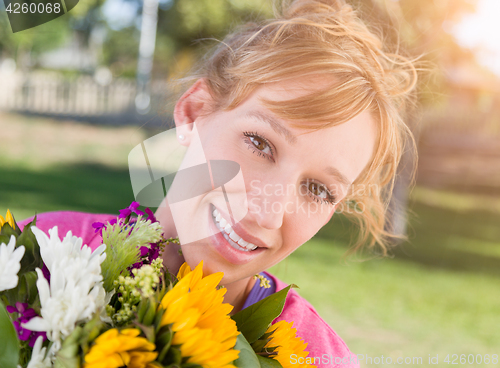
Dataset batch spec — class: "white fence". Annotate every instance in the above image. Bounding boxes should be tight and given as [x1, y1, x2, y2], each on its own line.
[0, 71, 168, 117]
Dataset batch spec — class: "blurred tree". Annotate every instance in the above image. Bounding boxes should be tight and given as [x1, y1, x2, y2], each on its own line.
[0, 0, 106, 70]
[100, 0, 273, 77]
[346, 0, 480, 246]
[0, 14, 68, 69]
[350, 0, 479, 105]
[1, 0, 483, 83]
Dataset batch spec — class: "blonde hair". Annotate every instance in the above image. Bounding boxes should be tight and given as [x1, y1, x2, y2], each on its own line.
[186, 0, 418, 255]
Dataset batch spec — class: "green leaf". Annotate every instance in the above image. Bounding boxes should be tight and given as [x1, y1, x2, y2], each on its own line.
[80, 314, 106, 356]
[143, 299, 157, 326]
[0, 223, 17, 239]
[17, 221, 42, 274]
[22, 271, 40, 305]
[137, 297, 150, 322]
[0, 234, 10, 245]
[136, 323, 156, 343]
[1, 270, 39, 308]
[257, 355, 283, 368]
[0, 301, 20, 368]
[11, 213, 22, 236]
[251, 338, 271, 353]
[55, 326, 83, 368]
[231, 285, 295, 344]
[157, 326, 173, 363]
[163, 346, 182, 365]
[233, 334, 261, 368]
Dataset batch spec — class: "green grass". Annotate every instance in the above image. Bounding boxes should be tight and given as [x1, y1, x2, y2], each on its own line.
[316, 198, 500, 277]
[269, 238, 500, 367]
[0, 163, 134, 221]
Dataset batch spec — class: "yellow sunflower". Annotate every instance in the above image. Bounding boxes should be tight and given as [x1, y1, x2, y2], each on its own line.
[264, 320, 316, 368]
[84, 328, 158, 368]
[0, 209, 15, 229]
[176, 261, 191, 280]
[160, 261, 240, 368]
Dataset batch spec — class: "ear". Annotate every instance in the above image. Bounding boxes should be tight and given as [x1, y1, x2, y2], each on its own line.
[173, 78, 213, 146]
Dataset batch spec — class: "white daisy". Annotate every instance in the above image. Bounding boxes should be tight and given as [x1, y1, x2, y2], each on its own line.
[22, 226, 107, 353]
[26, 336, 52, 368]
[0, 235, 25, 292]
[31, 226, 106, 286]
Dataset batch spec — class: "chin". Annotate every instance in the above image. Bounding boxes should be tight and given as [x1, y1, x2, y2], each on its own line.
[180, 243, 243, 284]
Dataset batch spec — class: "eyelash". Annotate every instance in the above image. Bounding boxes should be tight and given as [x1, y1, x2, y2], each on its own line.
[243, 131, 275, 162]
[242, 131, 337, 206]
[305, 182, 337, 206]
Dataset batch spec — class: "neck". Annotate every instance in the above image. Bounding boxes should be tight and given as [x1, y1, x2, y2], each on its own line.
[155, 200, 256, 313]
[223, 275, 256, 315]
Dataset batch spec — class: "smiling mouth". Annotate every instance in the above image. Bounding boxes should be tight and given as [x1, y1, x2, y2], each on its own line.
[211, 206, 259, 252]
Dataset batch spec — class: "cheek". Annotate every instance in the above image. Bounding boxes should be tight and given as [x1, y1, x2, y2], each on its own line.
[325, 207, 336, 225]
[283, 209, 332, 250]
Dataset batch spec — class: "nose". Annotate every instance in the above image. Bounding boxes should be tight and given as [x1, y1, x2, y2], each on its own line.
[247, 179, 293, 230]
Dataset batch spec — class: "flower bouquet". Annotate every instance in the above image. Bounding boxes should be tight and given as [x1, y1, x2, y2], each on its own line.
[0, 205, 315, 368]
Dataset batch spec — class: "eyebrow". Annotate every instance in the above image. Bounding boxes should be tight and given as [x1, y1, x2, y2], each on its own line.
[245, 110, 297, 145]
[325, 166, 351, 188]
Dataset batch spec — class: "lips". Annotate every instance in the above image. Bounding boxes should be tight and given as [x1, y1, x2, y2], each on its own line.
[207, 204, 267, 265]
[212, 207, 258, 251]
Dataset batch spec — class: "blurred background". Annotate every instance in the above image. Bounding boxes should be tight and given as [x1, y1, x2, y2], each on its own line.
[1, 0, 499, 366]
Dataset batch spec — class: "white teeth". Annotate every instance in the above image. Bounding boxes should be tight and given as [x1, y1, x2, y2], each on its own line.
[212, 207, 259, 252]
[229, 231, 241, 242]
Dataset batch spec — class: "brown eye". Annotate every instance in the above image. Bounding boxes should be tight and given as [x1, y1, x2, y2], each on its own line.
[304, 180, 336, 205]
[249, 136, 267, 151]
[243, 131, 275, 161]
[308, 182, 326, 198]
[248, 135, 272, 155]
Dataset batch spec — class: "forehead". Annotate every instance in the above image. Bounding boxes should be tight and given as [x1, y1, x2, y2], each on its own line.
[256, 76, 334, 102]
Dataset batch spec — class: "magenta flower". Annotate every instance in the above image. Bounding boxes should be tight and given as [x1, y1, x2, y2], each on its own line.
[119, 201, 145, 219]
[7, 302, 47, 347]
[92, 218, 117, 236]
[145, 208, 157, 223]
[41, 263, 50, 283]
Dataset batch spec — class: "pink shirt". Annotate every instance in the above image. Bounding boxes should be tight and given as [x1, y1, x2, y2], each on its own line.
[18, 211, 359, 368]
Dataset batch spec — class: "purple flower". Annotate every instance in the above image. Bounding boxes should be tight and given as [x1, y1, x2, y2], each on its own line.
[28, 331, 47, 348]
[119, 201, 145, 219]
[145, 208, 157, 223]
[6, 302, 47, 346]
[41, 263, 51, 283]
[148, 245, 161, 261]
[130, 261, 143, 271]
[92, 218, 117, 236]
[128, 240, 163, 273]
[140, 246, 149, 257]
[92, 221, 105, 234]
[145, 241, 162, 263]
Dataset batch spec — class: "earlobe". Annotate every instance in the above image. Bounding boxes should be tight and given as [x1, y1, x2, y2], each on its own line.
[176, 121, 196, 146]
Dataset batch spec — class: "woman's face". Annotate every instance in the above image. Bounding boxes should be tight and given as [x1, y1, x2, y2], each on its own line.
[168, 79, 378, 284]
